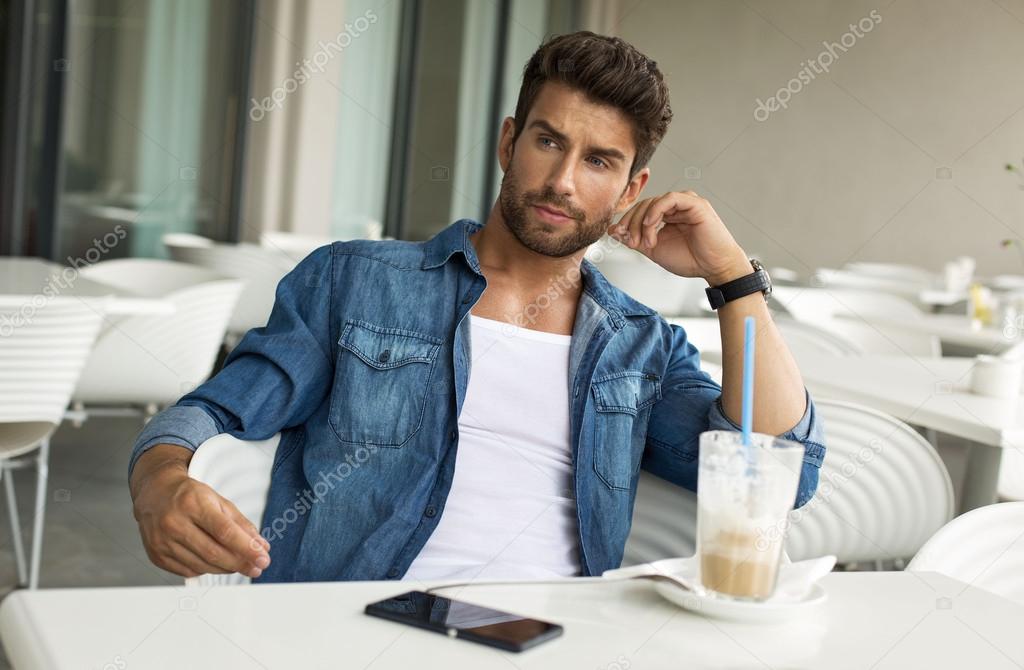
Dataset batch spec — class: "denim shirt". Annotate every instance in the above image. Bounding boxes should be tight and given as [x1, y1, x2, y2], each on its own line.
[129, 219, 826, 583]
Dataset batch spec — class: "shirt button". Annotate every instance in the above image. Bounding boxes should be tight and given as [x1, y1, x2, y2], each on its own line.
[449, 430, 457, 441]
[424, 506, 437, 518]
[386, 568, 399, 578]
[378, 349, 391, 363]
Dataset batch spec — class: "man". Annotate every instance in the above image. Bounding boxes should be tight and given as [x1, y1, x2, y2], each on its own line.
[129, 31, 825, 583]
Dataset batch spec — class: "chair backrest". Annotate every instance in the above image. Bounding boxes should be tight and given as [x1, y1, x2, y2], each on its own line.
[592, 249, 709, 316]
[184, 432, 280, 587]
[907, 502, 1024, 605]
[668, 315, 864, 361]
[623, 471, 699, 566]
[785, 399, 954, 563]
[774, 316, 864, 356]
[260, 231, 337, 258]
[78, 258, 226, 297]
[772, 286, 940, 357]
[665, 318, 721, 358]
[0, 297, 106, 426]
[164, 237, 294, 336]
[72, 260, 243, 406]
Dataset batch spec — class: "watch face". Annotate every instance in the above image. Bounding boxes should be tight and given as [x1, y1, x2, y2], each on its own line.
[751, 259, 772, 298]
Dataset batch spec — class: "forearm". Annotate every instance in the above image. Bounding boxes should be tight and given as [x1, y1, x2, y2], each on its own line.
[711, 261, 806, 434]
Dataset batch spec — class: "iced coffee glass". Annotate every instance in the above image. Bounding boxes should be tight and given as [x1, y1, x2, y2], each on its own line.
[696, 430, 805, 601]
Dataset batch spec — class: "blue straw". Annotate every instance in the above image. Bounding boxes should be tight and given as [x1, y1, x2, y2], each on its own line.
[741, 316, 755, 447]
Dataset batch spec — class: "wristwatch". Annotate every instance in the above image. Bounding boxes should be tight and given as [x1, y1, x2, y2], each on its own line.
[705, 259, 772, 310]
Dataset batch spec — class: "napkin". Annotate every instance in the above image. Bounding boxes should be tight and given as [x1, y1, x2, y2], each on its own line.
[602, 554, 836, 603]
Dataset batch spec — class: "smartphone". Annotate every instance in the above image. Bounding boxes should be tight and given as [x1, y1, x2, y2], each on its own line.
[364, 590, 563, 652]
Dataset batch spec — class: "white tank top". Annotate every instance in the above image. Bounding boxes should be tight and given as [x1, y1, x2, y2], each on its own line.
[403, 314, 581, 582]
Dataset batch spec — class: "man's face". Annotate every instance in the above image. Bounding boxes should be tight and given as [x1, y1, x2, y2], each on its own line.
[497, 82, 648, 258]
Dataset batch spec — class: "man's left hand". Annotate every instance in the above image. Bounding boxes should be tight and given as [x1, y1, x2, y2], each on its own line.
[608, 190, 751, 286]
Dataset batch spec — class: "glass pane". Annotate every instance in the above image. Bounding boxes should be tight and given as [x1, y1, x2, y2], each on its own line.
[57, 0, 249, 261]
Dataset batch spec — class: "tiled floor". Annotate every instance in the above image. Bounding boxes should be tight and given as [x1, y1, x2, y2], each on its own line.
[0, 415, 974, 668]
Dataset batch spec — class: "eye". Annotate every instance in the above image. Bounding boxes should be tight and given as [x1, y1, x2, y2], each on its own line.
[587, 156, 607, 169]
[538, 136, 558, 149]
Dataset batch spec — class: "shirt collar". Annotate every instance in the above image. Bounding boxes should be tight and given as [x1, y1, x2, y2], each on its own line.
[421, 218, 658, 319]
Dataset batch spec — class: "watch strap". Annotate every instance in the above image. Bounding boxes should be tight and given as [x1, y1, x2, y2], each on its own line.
[706, 268, 771, 310]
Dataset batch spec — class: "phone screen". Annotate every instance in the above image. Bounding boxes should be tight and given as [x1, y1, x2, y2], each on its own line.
[364, 590, 563, 652]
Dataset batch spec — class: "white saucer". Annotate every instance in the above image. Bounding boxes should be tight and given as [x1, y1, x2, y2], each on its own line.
[653, 578, 828, 624]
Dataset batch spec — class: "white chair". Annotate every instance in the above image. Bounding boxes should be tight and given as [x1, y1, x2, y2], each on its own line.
[785, 399, 954, 565]
[908, 502, 1024, 605]
[623, 472, 698, 566]
[0, 297, 106, 588]
[590, 241, 709, 316]
[261, 231, 340, 258]
[772, 286, 940, 358]
[70, 259, 242, 409]
[665, 318, 721, 360]
[774, 316, 863, 357]
[164, 236, 295, 346]
[668, 315, 862, 365]
[184, 432, 279, 586]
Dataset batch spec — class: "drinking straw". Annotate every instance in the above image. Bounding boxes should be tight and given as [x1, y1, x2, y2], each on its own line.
[742, 316, 755, 447]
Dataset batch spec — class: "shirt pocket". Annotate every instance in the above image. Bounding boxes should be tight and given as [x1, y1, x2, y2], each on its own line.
[329, 320, 442, 447]
[591, 371, 662, 491]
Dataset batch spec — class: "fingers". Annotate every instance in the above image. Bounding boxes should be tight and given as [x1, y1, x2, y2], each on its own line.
[642, 190, 703, 231]
[158, 555, 201, 579]
[167, 539, 234, 577]
[613, 198, 657, 251]
[194, 494, 271, 574]
[182, 524, 266, 578]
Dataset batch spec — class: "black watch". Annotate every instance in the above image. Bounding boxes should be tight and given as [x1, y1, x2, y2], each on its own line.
[705, 259, 772, 310]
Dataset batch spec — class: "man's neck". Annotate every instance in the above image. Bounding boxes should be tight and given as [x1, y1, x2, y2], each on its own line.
[470, 201, 586, 295]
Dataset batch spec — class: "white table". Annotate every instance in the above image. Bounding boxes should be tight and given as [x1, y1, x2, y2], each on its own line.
[0, 258, 174, 316]
[834, 312, 1012, 355]
[796, 351, 1022, 510]
[1, 573, 1021, 669]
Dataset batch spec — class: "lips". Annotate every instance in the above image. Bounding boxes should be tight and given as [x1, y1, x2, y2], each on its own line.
[533, 204, 574, 222]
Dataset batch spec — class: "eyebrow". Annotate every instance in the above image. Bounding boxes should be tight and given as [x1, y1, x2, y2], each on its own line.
[527, 119, 629, 164]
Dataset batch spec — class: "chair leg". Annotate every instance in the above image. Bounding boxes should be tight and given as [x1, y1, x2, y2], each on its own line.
[28, 438, 51, 590]
[2, 465, 28, 586]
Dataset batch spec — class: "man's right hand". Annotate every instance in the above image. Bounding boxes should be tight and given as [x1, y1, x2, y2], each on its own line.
[130, 445, 271, 579]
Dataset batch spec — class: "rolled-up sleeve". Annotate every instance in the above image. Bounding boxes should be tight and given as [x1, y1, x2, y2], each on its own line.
[642, 322, 826, 508]
[127, 245, 336, 479]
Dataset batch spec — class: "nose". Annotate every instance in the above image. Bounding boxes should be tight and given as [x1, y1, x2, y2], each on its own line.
[546, 154, 577, 197]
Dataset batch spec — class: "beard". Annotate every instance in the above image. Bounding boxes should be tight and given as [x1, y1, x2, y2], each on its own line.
[498, 163, 616, 258]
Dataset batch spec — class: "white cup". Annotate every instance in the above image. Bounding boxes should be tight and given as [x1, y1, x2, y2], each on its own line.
[970, 355, 1023, 399]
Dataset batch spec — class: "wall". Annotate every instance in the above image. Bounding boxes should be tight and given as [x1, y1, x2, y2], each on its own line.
[612, 0, 1024, 277]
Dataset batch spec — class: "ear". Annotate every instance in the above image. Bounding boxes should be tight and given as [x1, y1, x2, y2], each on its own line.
[615, 167, 650, 214]
[497, 117, 516, 173]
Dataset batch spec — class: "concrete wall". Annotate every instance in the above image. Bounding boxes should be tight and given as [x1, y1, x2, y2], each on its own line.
[613, 0, 1024, 277]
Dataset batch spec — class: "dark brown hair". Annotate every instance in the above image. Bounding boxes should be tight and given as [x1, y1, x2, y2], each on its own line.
[512, 31, 672, 180]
